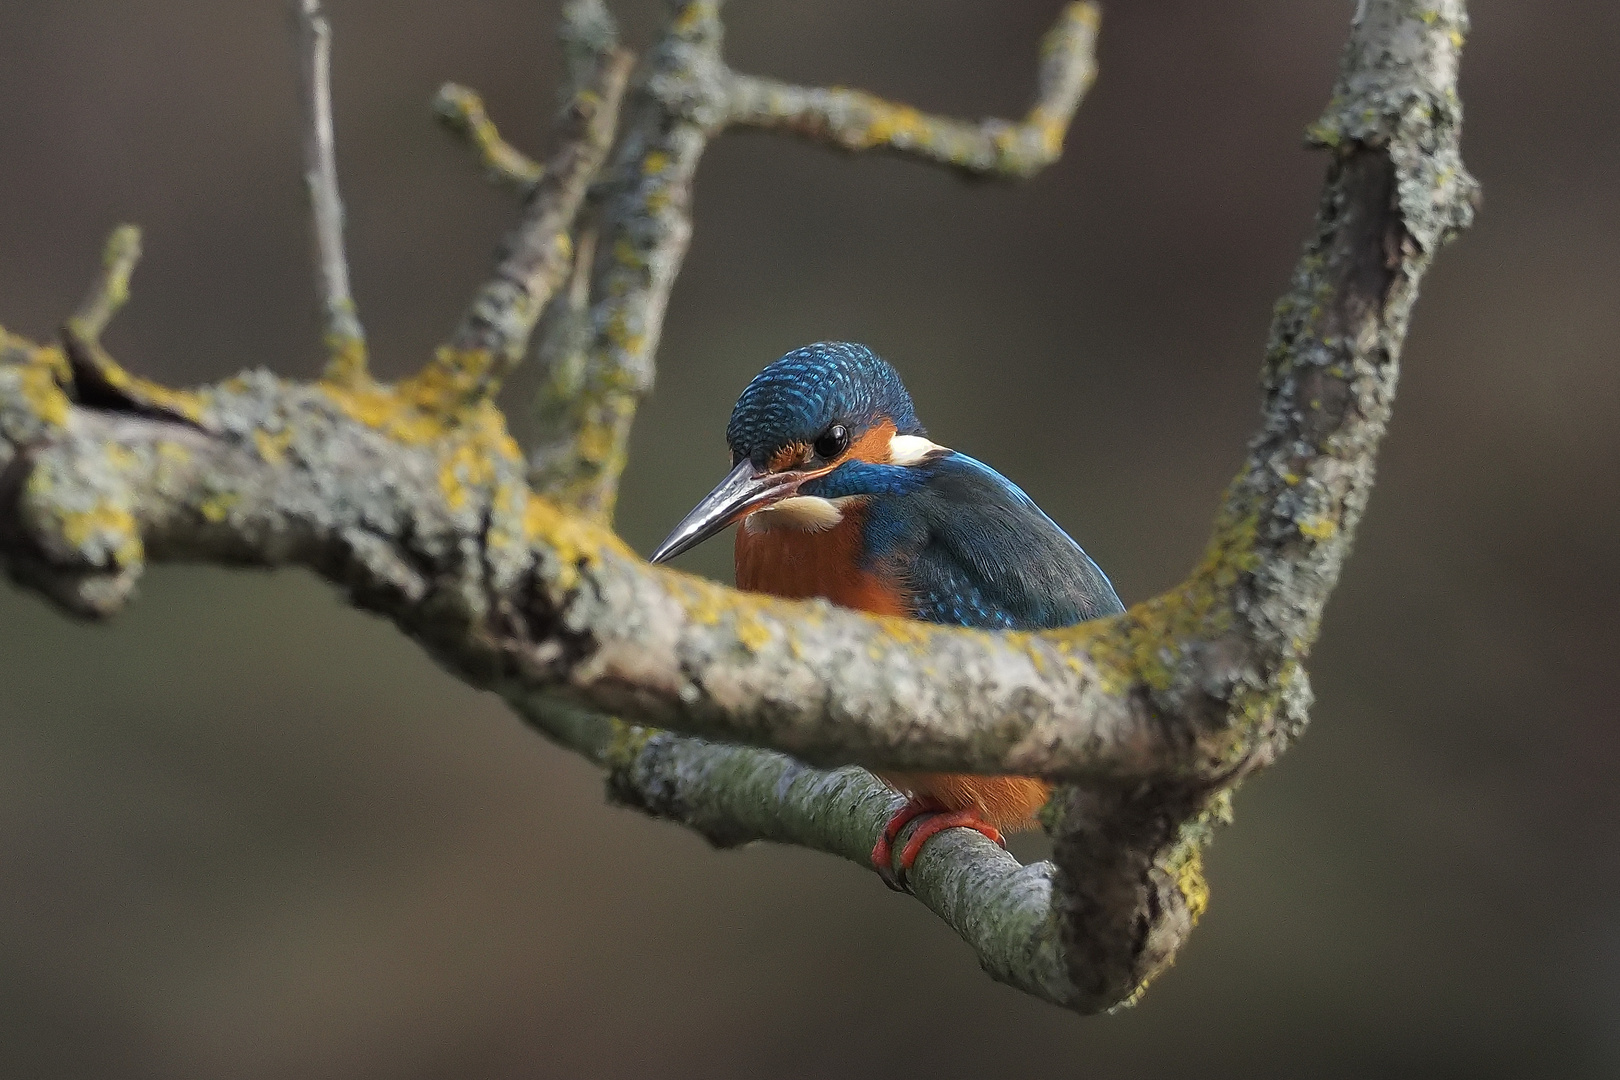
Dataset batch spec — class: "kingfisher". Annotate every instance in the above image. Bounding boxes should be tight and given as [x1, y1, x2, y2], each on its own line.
[650, 342, 1124, 888]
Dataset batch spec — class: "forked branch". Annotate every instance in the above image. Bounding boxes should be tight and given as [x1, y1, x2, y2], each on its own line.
[0, 0, 1475, 1014]
[726, 2, 1100, 177]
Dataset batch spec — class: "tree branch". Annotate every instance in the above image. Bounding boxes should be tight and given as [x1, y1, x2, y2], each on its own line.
[426, 46, 631, 408]
[527, 0, 730, 517]
[65, 223, 141, 345]
[290, 0, 368, 385]
[433, 84, 547, 195]
[725, 2, 1099, 177]
[0, 0, 1475, 1014]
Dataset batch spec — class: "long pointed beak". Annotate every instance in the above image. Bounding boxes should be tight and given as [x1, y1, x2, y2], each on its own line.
[649, 459, 804, 564]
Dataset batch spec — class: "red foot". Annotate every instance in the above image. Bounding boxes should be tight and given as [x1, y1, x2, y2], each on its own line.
[872, 797, 944, 891]
[872, 800, 1005, 892]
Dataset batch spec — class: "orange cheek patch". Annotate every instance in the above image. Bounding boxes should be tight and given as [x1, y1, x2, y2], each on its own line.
[848, 419, 897, 464]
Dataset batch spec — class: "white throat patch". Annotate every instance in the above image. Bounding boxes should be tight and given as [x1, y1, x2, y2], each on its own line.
[745, 495, 848, 533]
[888, 434, 945, 466]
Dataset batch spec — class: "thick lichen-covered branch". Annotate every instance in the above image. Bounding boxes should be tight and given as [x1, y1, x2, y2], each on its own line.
[290, 0, 368, 384]
[528, 0, 730, 517]
[725, 2, 1099, 177]
[0, 0, 1473, 1017]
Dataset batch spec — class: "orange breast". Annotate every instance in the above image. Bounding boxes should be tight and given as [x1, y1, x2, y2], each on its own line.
[734, 503, 1049, 833]
[734, 501, 909, 615]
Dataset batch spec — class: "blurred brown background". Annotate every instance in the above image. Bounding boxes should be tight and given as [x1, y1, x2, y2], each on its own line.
[1, 1, 1615, 1077]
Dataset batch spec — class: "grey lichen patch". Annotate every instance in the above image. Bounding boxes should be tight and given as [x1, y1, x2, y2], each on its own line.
[21, 439, 145, 572]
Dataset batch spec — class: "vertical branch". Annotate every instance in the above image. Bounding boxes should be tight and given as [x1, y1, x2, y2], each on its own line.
[426, 42, 632, 408]
[533, 221, 599, 437]
[291, 0, 368, 385]
[529, 0, 731, 520]
[559, 0, 621, 101]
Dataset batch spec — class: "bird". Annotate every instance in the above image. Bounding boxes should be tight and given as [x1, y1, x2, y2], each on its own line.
[649, 341, 1124, 889]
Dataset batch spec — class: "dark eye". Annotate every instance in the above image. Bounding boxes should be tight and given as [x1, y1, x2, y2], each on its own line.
[813, 424, 849, 461]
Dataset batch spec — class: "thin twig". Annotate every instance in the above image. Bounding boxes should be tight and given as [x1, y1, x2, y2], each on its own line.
[291, 0, 367, 384]
[726, 2, 1101, 178]
[66, 224, 141, 344]
[433, 83, 546, 195]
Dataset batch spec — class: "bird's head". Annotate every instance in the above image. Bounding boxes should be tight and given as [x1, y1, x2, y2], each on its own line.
[650, 342, 942, 563]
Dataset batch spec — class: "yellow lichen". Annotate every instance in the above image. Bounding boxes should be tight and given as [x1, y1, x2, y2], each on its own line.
[319, 365, 523, 516]
[85, 354, 208, 424]
[59, 504, 142, 567]
[1304, 120, 1341, 148]
[155, 441, 191, 467]
[665, 572, 798, 651]
[874, 615, 937, 651]
[1298, 515, 1338, 541]
[1171, 848, 1210, 924]
[603, 718, 656, 772]
[1067, 1, 1101, 33]
[521, 493, 630, 590]
[321, 334, 369, 387]
[198, 492, 239, 524]
[612, 237, 644, 269]
[252, 428, 294, 466]
[16, 364, 70, 429]
[1023, 104, 1068, 160]
[734, 611, 773, 653]
[439, 440, 496, 511]
[861, 100, 927, 149]
[32, 344, 71, 383]
[1060, 500, 1259, 695]
[670, 1, 717, 36]
[401, 347, 501, 414]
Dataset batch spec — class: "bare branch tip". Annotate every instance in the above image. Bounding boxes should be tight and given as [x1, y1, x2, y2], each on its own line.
[560, 0, 620, 55]
[69, 224, 144, 343]
[432, 83, 546, 194]
[291, 0, 367, 381]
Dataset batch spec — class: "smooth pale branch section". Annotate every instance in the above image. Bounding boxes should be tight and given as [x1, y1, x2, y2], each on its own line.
[744, 432, 947, 533]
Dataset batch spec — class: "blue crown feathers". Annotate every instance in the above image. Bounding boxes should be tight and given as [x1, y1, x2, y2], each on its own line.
[726, 342, 924, 466]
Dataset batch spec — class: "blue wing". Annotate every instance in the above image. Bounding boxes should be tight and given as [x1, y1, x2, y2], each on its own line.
[861, 452, 1124, 631]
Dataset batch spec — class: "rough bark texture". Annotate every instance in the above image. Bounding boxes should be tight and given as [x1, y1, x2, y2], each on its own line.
[0, 0, 1474, 1013]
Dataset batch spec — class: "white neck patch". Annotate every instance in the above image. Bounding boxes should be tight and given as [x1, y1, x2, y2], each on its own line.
[745, 495, 848, 533]
[888, 433, 945, 466]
